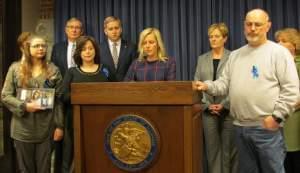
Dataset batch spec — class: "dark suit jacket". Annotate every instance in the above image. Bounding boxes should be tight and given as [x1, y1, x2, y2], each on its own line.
[99, 39, 137, 81]
[51, 41, 68, 77]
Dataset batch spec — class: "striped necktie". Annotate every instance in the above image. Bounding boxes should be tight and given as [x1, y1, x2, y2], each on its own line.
[112, 42, 118, 69]
[71, 43, 76, 67]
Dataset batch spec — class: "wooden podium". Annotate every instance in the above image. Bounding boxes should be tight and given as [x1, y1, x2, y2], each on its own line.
[71, 81, 202, 173]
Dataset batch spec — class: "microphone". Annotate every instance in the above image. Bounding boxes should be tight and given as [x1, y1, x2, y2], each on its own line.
[143, 52, 148, 59]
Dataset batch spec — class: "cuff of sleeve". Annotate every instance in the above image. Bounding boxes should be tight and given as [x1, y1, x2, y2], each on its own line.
[19, 101, 26, 114]
[201, 103, 209, 112]
[55, 125, 64, 129]
[272, 111, 286, 122]
[204, 81, 213, 95]
[220, 101, 230, 110]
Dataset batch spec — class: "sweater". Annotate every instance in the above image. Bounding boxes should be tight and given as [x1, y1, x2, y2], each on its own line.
[205, 41, 299, 126]
[1, 61, 64, 142]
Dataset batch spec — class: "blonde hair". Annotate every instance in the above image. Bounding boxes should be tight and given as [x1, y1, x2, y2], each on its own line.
[138, 27, 167, 61]
[20, 35, 49, 87]
[275, 28, 300, 56]
[103, 16, 121, 29]
[17, 32, 31, 51]
[208, 23, 229, 38]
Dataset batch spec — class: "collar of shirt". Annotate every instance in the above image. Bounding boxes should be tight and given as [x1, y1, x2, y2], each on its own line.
[108, 39, 121, 47]
[108, 39, 121, 56]
[68, 41, 76, 49]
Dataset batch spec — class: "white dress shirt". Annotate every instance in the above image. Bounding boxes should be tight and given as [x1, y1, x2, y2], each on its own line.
[67, 41, 76, 68]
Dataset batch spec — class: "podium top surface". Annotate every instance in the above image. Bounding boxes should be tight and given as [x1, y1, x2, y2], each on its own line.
[71, 81, 200, 105]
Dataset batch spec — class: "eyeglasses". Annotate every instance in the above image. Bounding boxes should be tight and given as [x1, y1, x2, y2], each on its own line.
[244, 21, 267, 28]
[209, 35, 223, 39]
[30, 44, 47, 49]
[67, 25, 82, 30]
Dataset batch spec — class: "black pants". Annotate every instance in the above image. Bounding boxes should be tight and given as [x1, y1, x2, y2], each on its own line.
[61, 127, 73, 173]
[54, 141, 63, 173]
[60, 108, 74, 173]
[53, 127, 73, 173]
[14, 139, 52, 173]
[285, 151, 300, 173]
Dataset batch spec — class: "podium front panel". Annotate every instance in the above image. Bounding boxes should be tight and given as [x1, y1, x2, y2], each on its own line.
[79, 105, 186, 173]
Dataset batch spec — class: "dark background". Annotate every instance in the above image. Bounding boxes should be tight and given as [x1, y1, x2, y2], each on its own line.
[55, 0, 300, 80]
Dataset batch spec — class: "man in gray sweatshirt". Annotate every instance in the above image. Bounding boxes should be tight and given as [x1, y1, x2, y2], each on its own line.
[194, 9, 299, 173]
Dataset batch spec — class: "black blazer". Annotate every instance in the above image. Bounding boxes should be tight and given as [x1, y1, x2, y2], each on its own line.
[51, 41, 68, 77]
[99, 39, 137, 81]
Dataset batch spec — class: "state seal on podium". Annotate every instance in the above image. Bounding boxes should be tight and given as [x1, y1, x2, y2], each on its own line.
[104, 114, 160, 172]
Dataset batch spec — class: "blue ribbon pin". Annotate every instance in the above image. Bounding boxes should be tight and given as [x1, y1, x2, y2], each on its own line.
[251, 65, 259, 79]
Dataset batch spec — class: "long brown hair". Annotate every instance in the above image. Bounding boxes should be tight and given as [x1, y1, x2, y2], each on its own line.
[73, 36, 100, 66]
[19, 35, 49, 87]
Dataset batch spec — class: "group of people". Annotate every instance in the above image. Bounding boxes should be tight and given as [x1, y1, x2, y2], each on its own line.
[1, 16, 175, 173]
[194, 9, 300, 173]
[1, 8, 300, 173]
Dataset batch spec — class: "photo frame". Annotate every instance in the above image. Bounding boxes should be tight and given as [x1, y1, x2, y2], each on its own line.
[17, 88, 55, 109]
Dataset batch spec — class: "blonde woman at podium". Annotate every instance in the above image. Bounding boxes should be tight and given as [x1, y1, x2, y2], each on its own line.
[124, 27, 176, 81]
[61, 35, 116, 172]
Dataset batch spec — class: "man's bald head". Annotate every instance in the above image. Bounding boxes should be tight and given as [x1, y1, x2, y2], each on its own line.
[246, 9, 269, 23]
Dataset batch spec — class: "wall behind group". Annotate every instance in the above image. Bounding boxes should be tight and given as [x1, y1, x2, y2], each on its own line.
[22, 0, 54, 58]
[54, 0, 300, 80]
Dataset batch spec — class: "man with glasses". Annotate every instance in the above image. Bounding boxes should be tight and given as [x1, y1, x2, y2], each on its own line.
[51, 17, 83, 173]
[194, 9, 299, 173]
[51, 17, 83, 76]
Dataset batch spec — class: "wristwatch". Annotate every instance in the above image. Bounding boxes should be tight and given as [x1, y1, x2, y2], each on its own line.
[272, 114, 283, 124]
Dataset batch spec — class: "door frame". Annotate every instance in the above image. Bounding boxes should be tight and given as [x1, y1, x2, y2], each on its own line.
[0, 0, 21, 172]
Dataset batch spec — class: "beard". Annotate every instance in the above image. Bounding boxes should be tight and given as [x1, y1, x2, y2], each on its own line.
[245, 33, 262, 46]
[245, 34, 260, 44]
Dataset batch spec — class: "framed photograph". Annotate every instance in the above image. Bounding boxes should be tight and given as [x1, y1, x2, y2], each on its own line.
[17, 88, 55, 109]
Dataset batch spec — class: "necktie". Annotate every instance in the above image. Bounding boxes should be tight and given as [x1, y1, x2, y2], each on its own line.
[112, 42, 118, 69]
[71, 43, 76, 67]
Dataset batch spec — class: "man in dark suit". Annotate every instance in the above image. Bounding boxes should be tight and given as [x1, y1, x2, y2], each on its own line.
[51, 17, 83, 173]
[51, 17, 83, 76]
[100, 16, 137, 81]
